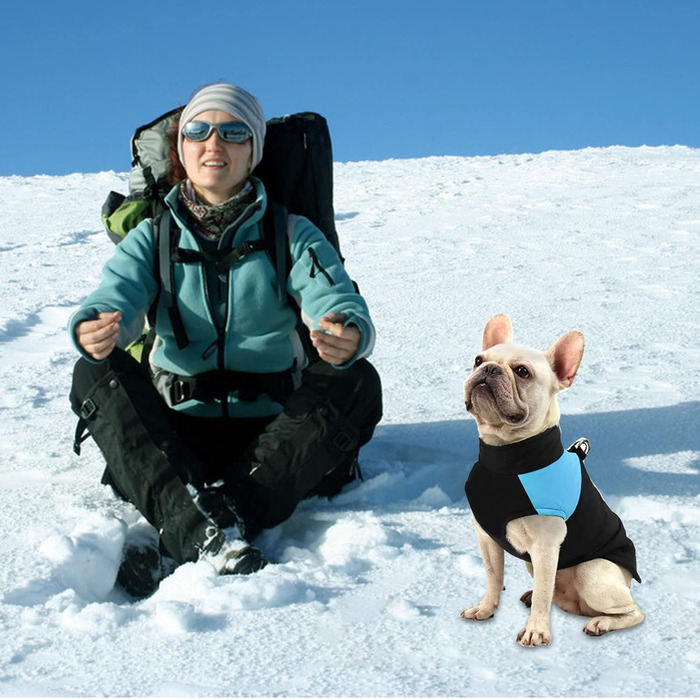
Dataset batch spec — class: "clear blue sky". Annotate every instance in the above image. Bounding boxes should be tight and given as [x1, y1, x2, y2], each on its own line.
[2, 0, 699, 176]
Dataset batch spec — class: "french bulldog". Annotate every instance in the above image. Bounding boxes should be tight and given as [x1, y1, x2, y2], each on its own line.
[461, 314, 643, 646]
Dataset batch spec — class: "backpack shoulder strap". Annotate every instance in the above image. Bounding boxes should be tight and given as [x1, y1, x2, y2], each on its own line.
[260, 203, 323, 364]
[153, 210, 190, 350]
[260, 201, 290, 302]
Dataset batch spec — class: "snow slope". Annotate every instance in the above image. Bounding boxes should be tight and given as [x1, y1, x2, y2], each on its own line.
[0, 146, 698, 697]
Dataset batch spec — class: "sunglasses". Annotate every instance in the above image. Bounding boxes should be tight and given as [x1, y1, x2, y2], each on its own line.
[182, 120, 252, 144]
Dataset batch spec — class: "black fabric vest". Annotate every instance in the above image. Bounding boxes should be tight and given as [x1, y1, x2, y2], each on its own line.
[464, 426, 640, 582]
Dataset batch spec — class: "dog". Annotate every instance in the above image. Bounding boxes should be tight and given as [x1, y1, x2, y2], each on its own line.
[461, 314, 643, 646]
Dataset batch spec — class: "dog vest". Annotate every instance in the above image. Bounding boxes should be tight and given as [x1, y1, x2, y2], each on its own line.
[464, 425, 640, 582]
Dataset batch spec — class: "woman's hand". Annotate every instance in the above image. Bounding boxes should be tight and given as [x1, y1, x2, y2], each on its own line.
[310, 313, 360, 366]
[75, 311, 122, 360]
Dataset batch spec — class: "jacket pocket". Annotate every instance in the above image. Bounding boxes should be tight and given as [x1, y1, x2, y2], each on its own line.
[308, 247, 335, 286]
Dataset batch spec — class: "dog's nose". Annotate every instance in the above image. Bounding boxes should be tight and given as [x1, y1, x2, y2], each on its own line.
[482, 363, 502, 376]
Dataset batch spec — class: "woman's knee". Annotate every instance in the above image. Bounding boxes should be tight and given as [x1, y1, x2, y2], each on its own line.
[70, 348, 162, 426]
[301, 359, 382, 440]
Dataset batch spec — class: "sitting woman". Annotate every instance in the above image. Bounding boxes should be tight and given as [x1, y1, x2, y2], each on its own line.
[69, 83, 382, 597]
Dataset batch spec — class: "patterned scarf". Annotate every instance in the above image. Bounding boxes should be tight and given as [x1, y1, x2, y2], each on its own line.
[179, 180, 256, 240]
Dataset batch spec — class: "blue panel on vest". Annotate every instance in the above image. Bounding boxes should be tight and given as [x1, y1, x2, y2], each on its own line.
[517, 450, 582, 519]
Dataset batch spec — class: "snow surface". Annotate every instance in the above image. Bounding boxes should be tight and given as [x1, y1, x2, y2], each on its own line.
[0, 146, 699, 697]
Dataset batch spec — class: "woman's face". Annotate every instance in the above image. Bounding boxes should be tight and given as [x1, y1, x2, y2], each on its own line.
[181, 109, 253, 205]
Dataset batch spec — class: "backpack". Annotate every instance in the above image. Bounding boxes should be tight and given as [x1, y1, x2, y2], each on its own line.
[101, 108, 346, 360]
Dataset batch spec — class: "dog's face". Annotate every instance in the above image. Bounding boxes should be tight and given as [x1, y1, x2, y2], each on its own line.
[465, 315, 585, 446]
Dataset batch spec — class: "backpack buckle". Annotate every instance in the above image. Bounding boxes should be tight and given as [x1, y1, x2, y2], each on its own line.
[79, 398, 97, 420]
[171, 378, 194, 405]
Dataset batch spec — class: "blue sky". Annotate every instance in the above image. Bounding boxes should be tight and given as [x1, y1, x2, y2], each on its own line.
[2, 0, 699, 176]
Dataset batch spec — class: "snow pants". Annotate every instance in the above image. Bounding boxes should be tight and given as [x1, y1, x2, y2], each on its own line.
[70, 349, 382, 561]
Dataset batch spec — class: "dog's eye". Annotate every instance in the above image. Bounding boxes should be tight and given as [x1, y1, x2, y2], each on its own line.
[474, 356, 483, 368]
[514, 365, 530, 378]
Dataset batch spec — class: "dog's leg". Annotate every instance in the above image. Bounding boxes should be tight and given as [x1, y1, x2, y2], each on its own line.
[567, 559, 644, 636]
[507, 515, 567, 647]
[461, 518, 505, 621]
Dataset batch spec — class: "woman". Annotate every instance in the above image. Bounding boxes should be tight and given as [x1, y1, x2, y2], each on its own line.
[69, 83, 382, 597]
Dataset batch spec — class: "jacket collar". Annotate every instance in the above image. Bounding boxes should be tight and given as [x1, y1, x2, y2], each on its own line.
[477, 425, 564, 475]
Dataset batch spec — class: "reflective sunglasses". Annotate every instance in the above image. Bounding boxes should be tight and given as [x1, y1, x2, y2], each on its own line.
[182, 120, 252, 144]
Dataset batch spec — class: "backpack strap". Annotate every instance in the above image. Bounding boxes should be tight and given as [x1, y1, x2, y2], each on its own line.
[259, 201, 290, 301]
[73, 397, 97, 455]
[261, 204, 324, 365]
[164, 367, 295, 407]
[155, 210, 190, 350]
[173, 239, 268, 275]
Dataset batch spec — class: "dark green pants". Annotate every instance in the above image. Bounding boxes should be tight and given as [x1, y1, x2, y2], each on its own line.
[70, 350, 382, 555]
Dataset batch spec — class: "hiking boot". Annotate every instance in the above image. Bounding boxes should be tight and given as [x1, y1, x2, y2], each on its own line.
[117, 536, 177, 599]
[195, 487, 246, 531]
[220, 544, 269, 575]
[199, 526, 269, 576]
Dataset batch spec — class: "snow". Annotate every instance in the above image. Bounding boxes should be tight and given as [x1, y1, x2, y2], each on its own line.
[0, 146, 699, 697]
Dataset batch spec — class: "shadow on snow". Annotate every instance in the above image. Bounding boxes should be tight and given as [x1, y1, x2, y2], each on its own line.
[363, 400, 700, 502]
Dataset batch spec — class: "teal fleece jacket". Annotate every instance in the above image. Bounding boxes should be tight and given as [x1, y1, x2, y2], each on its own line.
[69, 179, 376, 417]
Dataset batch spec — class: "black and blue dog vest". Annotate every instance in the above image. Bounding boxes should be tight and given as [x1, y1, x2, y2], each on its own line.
[464, 425, 640, 582]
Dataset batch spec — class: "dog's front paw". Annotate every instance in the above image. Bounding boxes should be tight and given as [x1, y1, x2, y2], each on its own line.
[461, 602, 497, 621]
[516, 624, 552, 647]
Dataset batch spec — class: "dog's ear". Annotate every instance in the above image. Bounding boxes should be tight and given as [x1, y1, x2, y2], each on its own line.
[482, 314, 513, 350]
[546, 331, 585, 388]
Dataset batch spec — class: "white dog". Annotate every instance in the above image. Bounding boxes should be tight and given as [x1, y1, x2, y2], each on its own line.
[461, 314, 644, 646]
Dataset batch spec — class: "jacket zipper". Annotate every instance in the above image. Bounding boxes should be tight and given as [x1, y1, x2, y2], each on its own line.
[200, 261, 230, 417]
[217, 274, 229, 418]
[189, 201, 265, 419]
